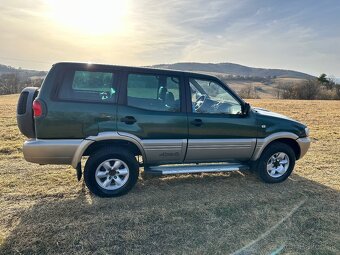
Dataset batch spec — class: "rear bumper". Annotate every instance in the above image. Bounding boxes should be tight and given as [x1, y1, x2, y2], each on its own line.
[23, 139, 82, 165]
[296, 137, 311, 159]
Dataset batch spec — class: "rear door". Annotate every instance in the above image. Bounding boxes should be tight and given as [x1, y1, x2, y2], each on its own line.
[185, 76, 257, 162]
[117, 70, 188, 165]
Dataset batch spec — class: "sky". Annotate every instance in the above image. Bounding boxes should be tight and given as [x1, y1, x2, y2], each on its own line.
[0, 0, 339, 77]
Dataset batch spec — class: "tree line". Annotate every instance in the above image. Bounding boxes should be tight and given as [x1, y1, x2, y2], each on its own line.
[0, 73, 44, 95]
[217, 73, 340, 100]
[276, 74, 340, 100]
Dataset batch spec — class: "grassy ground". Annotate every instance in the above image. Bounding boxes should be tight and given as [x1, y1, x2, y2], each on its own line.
[227, 77, 307, 99]
[0, 94, 339, 254]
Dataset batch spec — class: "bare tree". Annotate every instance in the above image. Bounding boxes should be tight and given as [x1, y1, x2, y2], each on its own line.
[0, 74, 43, 95]
[238, 85, 260, 99]
[295, 80, 320, 99]
[335, 85, 340, 99]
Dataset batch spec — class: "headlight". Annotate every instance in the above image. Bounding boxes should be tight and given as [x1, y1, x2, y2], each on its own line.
[305, 127, 310, 137]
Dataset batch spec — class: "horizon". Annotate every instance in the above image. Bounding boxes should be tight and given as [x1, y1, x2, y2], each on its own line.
[1, 0, 340, 77]
[0, 60, 319, 76]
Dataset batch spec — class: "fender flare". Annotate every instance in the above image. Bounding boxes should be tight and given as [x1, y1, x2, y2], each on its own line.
[251, 132, 299, 161]
[71, 132, 147, 168]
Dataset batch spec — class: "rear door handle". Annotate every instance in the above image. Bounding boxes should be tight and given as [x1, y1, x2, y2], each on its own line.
[120, 116, 136, 125]
[191, 119, 203, 127]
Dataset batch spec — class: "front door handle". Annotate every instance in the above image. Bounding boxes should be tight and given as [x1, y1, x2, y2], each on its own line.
[120, 116, 136, 125]
[191, 119, 203, 127]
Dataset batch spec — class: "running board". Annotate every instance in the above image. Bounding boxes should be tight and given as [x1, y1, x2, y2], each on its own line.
[144, 163, 249, 175]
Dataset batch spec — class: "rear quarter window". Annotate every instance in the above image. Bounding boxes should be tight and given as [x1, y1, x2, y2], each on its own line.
[58, 69, 116, 103]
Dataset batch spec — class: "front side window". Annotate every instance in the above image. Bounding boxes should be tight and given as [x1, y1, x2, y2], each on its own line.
[58, 69, 116, 102]
[189, 78, 242, 115]
[127, 73, 180, 112]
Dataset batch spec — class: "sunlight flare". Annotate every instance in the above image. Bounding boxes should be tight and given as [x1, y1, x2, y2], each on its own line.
[46, 0, 129, 36]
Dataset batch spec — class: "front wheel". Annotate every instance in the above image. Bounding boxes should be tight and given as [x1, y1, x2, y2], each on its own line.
[84, 147, 139, 197]
[257, 142, 296, 183]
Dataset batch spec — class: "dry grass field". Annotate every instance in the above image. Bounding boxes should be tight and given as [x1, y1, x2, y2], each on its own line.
[228, 78, 307, 99]
[0, 94, 339, 254]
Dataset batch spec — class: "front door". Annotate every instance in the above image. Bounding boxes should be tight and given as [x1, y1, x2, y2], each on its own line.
[185, 77, 257, 162]
[117, 71, 188, 165]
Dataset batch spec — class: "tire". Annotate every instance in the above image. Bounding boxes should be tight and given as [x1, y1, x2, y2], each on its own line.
[84, 147, 139, 197]
[257, 142, 296, 183]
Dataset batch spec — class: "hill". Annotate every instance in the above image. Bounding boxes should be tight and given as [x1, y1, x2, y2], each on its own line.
[0, 64, 47, 79]
[150, 62, 314, 79]
[0, 62, 314, 98]
[150, 62, 317, 99]
[0, 62, 313, 80]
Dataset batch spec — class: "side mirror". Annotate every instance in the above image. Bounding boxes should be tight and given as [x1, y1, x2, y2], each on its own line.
[243, 103, 251, 115]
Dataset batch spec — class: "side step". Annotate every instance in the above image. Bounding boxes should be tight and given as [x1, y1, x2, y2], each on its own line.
[144, 163, 249, 175]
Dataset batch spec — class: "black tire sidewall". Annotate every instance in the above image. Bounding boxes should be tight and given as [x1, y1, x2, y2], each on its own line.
[84, 147, 139, 197]
[257, 142, 296, 183]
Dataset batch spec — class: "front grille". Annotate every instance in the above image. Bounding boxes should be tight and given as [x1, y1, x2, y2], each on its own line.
[17, 91, 29, 115]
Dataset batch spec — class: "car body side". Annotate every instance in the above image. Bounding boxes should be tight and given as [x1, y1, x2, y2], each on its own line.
[23, 62, 310, 168]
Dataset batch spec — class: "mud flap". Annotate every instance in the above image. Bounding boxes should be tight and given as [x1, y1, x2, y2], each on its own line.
[76, 163, 82, 181]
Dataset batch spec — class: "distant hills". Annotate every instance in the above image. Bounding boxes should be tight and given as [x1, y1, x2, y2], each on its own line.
[150, 62, 314, 79]
[0, 62, 314, 80]
[0, 64, 46, 80]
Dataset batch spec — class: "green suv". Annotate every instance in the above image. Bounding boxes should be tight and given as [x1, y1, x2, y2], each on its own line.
[17, 62, 310, 197]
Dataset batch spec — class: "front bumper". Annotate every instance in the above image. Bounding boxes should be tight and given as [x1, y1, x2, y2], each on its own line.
[23, 139, 82, 165]
[296, 137, 311, 159]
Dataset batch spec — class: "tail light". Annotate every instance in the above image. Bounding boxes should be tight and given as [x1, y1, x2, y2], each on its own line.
[32, 100, 42, 117]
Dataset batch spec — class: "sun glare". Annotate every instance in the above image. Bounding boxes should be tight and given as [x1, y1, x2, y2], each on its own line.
[47, 0, 129, 36]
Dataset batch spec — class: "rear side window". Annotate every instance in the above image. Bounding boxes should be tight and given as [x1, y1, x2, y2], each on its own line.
[58, 69, 116, 103]
[127, 73, 181, 112]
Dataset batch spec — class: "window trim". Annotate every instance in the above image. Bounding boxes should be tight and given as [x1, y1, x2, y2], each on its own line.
[53, 66, 119, 104]
[185, 75, 245, 116]
[120, 70, 186, 113]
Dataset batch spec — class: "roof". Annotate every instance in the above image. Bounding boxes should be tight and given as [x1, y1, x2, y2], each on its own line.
[54, 61, 219, 79]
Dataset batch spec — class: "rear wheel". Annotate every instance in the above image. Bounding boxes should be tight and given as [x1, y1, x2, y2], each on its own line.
[84, 147, 139, 197]
[257, 142, 296, 183]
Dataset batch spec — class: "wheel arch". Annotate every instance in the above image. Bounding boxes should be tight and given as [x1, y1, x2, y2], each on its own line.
[71, 132, 146, 168]
[252, 132, 301, 161]
[84, 140, 143, 157]
[270, 138, 301, 160]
